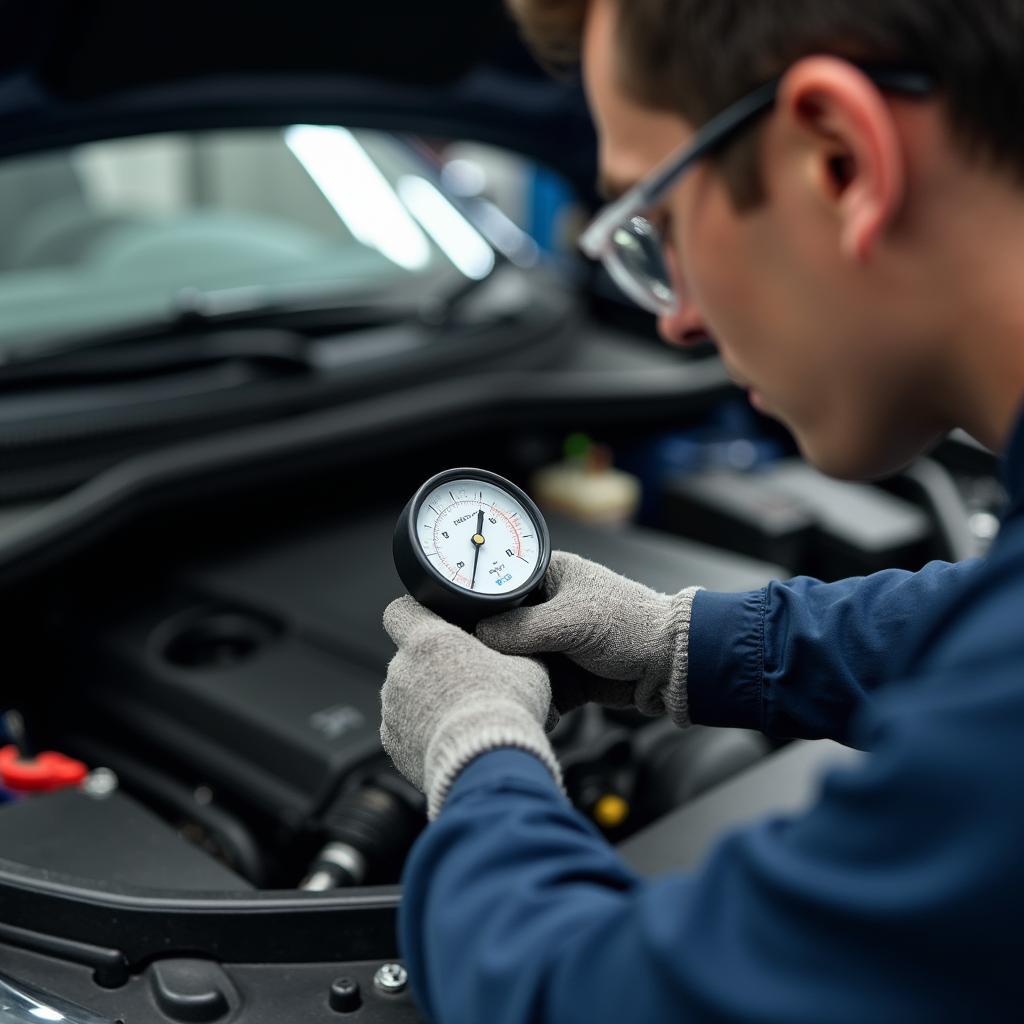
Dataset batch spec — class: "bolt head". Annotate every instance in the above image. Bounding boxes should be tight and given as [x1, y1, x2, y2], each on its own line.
[373, 963, 408, 994]
[81, 767, 118, 798]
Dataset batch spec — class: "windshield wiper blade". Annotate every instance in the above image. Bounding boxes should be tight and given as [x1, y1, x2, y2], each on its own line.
[0, 287, 410, 369]
[0, 263, 502, 381]
[0, 329, 314, 389]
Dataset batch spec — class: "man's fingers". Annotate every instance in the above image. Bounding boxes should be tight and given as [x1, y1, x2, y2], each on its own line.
[383, 595, 446, 646]
[542, 550, 579, 597]
[476, 551, 577, 653]
[476, 603, 572, 655]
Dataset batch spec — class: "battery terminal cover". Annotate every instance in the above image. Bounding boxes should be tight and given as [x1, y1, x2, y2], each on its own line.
[0, 745, 88, 793]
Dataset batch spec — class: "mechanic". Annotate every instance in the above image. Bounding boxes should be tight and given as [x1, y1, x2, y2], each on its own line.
[380, 1, 1024, 1020]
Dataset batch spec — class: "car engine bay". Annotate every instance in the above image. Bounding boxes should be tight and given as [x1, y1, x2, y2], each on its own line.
[2, 461, 788, 892]
[0, 279, 1004, 1023]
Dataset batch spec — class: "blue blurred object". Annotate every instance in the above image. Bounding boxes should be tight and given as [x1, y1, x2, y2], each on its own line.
[621, 399, 793, 526]
[528, 165, 576, 255]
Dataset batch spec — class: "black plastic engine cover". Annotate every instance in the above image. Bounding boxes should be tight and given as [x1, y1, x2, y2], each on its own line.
[65, 588, 384, 831]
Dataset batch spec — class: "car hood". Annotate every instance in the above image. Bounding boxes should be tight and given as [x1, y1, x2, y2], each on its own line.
[0, 0, 597, 197]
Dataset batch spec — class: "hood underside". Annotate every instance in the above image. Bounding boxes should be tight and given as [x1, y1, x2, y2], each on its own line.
[0, 0, 597, 197]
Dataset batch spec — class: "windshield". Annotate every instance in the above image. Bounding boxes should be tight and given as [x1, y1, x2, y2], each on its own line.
[0, 126, 496, 352]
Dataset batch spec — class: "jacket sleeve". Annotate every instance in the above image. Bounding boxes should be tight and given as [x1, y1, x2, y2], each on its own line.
[401, 709, 1020, 1024]
[685, 559, 978, 744]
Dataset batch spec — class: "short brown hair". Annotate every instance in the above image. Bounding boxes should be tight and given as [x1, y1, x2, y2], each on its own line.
[505, 0, 588, 71]
[507, 0, 1024, 205]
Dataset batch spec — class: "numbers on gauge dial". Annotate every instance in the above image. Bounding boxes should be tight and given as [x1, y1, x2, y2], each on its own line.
[417, 478, 540, 594]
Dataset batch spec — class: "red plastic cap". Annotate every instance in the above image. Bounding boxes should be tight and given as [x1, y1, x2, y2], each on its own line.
[0, 745, 88, 793]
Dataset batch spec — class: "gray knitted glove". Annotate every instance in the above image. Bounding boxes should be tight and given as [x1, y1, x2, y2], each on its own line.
[381, 596, 563, 819]
[476, 551, 701, 724]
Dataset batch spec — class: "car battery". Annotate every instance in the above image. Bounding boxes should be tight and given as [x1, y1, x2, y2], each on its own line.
[665, 459, 933, 580]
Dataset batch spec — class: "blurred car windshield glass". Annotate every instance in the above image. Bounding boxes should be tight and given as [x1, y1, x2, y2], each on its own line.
[0, 126, 497, 349]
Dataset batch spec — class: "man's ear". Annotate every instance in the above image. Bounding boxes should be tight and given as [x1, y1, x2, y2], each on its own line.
[776, 56, 906, 262]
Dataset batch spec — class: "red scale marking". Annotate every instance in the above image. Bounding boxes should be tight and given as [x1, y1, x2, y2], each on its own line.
[490, 506, 523, 557]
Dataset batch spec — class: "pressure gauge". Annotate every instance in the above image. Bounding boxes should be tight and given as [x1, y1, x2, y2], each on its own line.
[393, 468, 551, 625]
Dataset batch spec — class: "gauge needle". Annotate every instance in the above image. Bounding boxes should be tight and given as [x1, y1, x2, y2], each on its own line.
[470, 509, 485, 590]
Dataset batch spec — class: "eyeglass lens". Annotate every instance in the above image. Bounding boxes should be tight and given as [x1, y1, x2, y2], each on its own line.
[610, 216, 676, 314]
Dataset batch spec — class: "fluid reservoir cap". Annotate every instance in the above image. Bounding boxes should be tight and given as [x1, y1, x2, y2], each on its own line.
[0, 745, 88, 793]
[593, 794, 630, 830]
[150, 959, 233, 1023]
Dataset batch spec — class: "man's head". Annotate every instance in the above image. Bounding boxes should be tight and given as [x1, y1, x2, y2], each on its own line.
[508, 0, 1024, 477]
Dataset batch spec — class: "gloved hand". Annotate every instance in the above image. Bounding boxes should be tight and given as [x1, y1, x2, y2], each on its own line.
[476, 552, 702, 724]
[381, 596, 563, 819]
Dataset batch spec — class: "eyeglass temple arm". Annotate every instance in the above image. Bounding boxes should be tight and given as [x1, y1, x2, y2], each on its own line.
[641, 68, 932, 208]
[579, 66, 933, 259]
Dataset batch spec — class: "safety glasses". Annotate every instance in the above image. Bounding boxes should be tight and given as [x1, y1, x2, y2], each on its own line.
[578, 66, 934, 316]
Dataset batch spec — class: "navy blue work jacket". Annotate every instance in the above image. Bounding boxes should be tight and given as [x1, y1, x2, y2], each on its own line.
[400, 411, 1024, 1023]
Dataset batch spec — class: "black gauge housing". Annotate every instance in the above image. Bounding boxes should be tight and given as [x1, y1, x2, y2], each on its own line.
[393, 467, 551, 626]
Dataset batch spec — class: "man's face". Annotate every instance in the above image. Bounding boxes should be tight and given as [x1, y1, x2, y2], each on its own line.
[581, 0, 946, 479]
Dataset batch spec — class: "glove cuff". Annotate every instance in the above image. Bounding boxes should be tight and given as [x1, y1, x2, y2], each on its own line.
[423, 700, 564, 819]
[634, 586, 702, 721]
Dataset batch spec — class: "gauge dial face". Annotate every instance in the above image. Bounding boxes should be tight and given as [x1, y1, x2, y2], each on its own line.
[416, 477, 542, 595]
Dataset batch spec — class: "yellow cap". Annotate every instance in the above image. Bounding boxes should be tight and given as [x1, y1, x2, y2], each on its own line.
[593, 794, 630, 830]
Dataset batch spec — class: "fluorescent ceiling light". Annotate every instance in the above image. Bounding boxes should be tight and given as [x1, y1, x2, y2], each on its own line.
[285, 125, 431, 273]
[398, 175, 496, 281]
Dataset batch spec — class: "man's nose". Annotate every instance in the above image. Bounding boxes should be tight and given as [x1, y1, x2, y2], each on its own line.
[657, 297, 708, 347]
